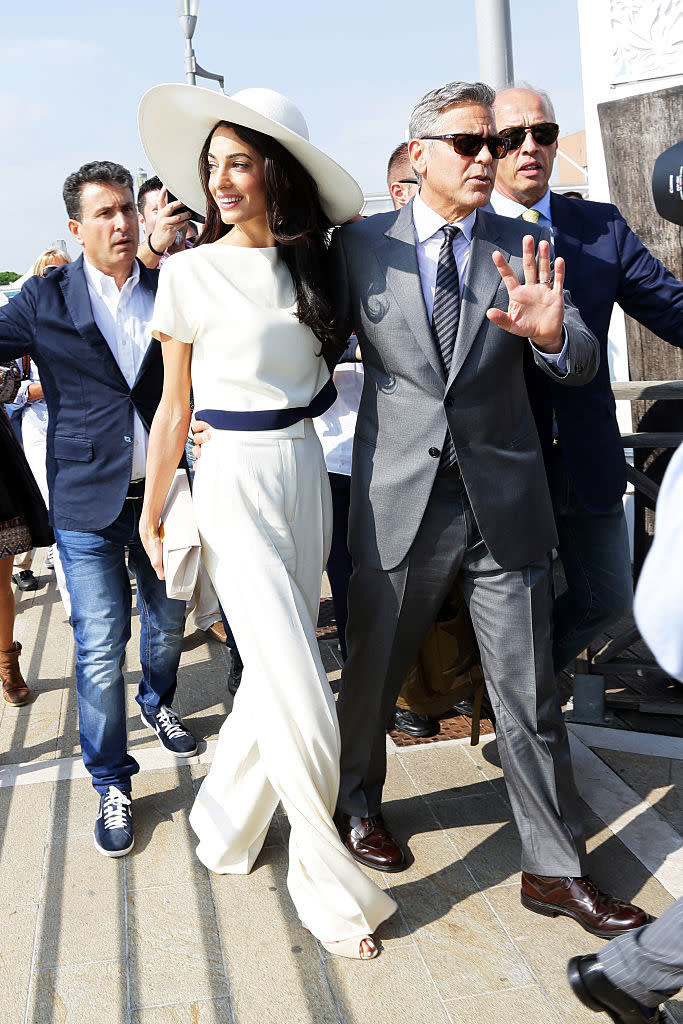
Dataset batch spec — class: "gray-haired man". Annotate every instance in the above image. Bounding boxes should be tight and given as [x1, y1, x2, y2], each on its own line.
[332, 81, 647, 937]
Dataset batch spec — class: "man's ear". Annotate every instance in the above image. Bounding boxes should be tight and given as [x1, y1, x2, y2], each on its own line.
[67, 219, 84, 248]
[408, 138, 427, 177]
[389, 181, 405, 207]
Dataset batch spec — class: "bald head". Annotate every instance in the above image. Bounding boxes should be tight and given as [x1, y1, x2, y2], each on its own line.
[387, 142, 418, 210]
[493, 87, 558, 207]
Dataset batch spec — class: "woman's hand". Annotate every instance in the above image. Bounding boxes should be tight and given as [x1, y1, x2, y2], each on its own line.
[140, 517, 165, 582]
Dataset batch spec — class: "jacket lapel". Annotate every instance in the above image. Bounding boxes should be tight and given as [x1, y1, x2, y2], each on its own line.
[131, 263, 160, 388]
[446, 211, 507, 387]
[60, 256, 129, 392]
[549, 193, 581, 290]
[379, 204, 445, 384]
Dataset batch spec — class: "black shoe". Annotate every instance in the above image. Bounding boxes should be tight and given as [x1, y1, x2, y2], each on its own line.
[391, 706, 439, 738]
[12, 569, 40, 592]
[451, 694, 496, 726]
[94, 786, 134, 858]
[140, 703, 198, 757]
[567, 954, 664, 1023]
[227, 651, 243, 696]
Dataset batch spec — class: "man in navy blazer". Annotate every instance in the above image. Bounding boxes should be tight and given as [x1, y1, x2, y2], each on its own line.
[0, 161, 196, 857]
[491, 87, 683, 673]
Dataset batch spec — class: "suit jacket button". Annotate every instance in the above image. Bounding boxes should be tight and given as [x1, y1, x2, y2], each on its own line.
[428, 446, 441, 458]
[124, 435, 132, 443]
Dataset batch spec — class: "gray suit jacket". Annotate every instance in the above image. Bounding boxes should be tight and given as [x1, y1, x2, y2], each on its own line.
[330, 204, 599, 572]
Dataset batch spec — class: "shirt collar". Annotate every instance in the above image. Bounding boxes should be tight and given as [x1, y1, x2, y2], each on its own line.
[83, 256, 140, 298]
[490, 187, 553, 226]
[412, 190, 478, 244]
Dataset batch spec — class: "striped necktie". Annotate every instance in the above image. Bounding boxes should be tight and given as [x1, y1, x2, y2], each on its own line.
[431, 224, 460, 469]
[432, 224, 461, 377]
[521, 208, 541, 224]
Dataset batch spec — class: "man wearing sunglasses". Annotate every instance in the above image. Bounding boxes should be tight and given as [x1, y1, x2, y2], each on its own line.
[331, 80, 649, 938]
[491, 86, 683, 677]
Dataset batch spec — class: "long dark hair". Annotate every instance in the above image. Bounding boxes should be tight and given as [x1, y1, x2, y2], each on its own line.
[196, 120, 346, 367]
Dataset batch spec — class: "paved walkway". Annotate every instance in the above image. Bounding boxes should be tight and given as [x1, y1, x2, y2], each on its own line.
[1, 555, 682, 1024]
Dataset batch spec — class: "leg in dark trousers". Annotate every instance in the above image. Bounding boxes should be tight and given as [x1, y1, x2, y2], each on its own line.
[326, 472, 353, 661]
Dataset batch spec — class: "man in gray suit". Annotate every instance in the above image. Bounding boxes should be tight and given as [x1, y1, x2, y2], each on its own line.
[332, 81, 647, 937]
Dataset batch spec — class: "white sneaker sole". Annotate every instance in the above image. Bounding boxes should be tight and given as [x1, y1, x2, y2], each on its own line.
[140, 711, 198, 758]
[94, 834, 134, 858]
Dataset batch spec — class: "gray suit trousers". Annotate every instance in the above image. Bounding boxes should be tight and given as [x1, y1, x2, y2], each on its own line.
[600, 897, 683, 1005]
[337, 471, 585, 876]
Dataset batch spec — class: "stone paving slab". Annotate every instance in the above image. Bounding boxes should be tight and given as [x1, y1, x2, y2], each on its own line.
[1, 568, 682, 1024]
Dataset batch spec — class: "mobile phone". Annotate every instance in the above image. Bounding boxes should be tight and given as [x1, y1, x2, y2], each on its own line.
[166, 190, 191, 218]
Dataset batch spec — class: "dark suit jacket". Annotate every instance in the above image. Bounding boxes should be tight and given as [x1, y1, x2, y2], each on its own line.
[0, 256, 163, 531]
[331, 204, 600, 572]
[525, 193, 683, 512]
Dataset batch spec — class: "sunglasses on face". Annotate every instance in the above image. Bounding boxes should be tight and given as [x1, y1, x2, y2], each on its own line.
[498, 122, 560, 151]
[419, 133, 509, 160]
[397, 178, 418, 185]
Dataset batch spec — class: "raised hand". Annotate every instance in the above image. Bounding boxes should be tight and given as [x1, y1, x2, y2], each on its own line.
[486, 236, 565, 353]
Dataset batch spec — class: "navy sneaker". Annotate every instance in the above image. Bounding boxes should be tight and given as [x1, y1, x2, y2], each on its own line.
[140, 703, 198, 757]
[94, 786, 134, 858]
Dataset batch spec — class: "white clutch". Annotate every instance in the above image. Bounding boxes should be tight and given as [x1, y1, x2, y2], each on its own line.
[160, 469, 201, 601]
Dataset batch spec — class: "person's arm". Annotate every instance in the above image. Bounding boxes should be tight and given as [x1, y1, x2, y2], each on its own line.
[139, 335, 192, 579]
[487, 235, 599, 386]
[137, 188, 193, 269]
[614, 210, 683, 347]
[0, 280, 37, 360]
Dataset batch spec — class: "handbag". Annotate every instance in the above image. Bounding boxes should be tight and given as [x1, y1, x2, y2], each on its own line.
[160, 469, 201, 601]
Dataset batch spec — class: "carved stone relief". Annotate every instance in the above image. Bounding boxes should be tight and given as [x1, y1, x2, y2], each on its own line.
[610, 0, 683, 84]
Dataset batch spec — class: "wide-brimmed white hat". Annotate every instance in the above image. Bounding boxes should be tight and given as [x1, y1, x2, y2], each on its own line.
[138, 84, 363, 225]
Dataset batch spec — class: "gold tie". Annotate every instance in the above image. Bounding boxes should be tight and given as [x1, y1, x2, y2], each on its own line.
[521, 208, 540, 224]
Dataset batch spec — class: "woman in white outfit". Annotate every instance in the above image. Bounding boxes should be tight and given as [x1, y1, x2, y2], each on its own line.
[138, 85, 396, 960]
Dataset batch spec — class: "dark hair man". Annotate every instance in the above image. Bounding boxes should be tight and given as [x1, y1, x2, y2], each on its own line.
[0, 160, 197, 858]
[490, 86, 683, 674]
[329, 81, 647, 938]
[386, 142, 419, 209]
[137, 174, 193, 269]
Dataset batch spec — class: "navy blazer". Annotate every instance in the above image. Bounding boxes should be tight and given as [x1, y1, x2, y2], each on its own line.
[0, 256, 163, 531]
[524, 193, 683, 512]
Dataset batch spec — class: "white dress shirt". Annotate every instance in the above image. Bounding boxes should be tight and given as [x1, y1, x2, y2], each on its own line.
[412, 190, 567, 370]
[83, 258, 154, 480]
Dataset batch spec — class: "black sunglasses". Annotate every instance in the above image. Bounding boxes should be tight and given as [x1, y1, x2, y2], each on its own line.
[396, 178, 418, 185]
[498, 122, 560, 151]
[420, 133, 509, 160]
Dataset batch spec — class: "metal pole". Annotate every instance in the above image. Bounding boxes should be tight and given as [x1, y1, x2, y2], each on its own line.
[184, 37, 197, 86]
[475, 0, 514, 91]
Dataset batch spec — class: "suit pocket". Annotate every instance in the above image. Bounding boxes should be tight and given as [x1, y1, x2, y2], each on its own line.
[52, 435, 94, 462]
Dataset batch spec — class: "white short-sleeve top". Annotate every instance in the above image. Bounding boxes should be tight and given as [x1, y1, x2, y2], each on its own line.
[151, 242, 329, 413]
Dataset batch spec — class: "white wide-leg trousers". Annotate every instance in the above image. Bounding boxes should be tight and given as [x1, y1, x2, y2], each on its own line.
[189, 419, 396, 944]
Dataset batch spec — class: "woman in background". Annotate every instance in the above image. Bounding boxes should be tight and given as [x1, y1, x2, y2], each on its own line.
[0, 360, 52, 703]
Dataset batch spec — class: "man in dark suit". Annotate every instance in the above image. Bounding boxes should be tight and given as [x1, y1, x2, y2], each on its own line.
[491, 86, 683, 673]
[332, 81, 648, 936]
[0, 161, 196, 857]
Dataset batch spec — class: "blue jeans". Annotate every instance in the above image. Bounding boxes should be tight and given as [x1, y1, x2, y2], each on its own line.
[55, 495, 186, 794]
[550, 447, 633, 673]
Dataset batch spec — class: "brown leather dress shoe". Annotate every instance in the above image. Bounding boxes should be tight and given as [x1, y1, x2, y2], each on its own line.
[336, 813, 406, 872]
[521, 873, 651, 938]
[207, 621, 227, 644]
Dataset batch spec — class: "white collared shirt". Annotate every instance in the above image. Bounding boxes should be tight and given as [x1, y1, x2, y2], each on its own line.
[83, 258, 154, 480]
[412, 191, 477, 321]
[489, 187, 554, 232]
[414, 190, 567, 370]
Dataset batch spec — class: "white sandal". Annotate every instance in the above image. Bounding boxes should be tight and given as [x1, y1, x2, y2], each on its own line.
[320, 935, 379, 960]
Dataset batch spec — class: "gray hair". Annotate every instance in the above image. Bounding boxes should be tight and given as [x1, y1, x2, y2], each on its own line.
[494, 82, 557, 121]
[409, 82, 495, 140]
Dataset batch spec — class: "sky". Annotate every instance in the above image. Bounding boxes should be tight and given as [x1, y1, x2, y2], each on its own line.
[0, 0, 584, 273]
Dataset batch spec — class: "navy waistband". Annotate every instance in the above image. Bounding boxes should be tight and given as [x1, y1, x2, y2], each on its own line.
[195, 377, 337, 432]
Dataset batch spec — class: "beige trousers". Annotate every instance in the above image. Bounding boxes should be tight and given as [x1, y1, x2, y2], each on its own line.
[189, 419, 395, 943]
